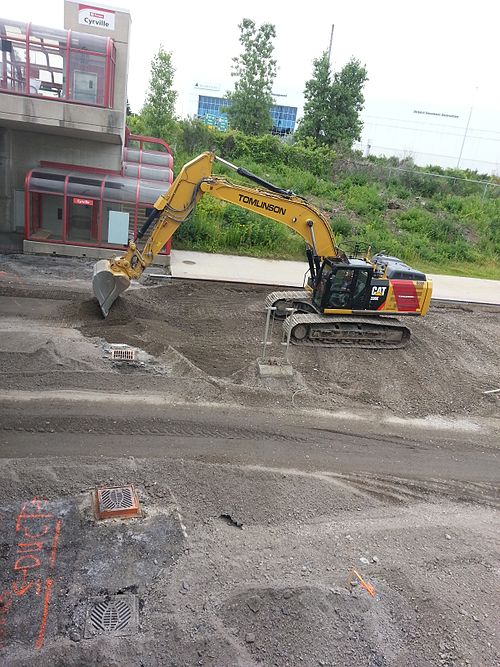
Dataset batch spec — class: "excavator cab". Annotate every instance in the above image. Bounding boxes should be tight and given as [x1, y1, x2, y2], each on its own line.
[312, 259, 373, 312]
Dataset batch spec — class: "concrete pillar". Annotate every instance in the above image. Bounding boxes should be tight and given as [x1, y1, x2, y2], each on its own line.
[0, 129, 13, 232]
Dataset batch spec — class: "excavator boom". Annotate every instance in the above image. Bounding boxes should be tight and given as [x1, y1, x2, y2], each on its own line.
[93, 151, 345, 316]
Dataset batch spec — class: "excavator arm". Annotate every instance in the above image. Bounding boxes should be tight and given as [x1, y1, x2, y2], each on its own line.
[93, 151, 345, 316]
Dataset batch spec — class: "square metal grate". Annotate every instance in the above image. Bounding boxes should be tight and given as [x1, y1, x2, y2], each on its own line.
[111, 347, 136, 361]
[84, 594, 139, 638]
[95, 485, 140, 520]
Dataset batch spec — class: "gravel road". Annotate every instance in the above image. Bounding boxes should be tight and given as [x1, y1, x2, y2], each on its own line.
[0, 253, 498, 666]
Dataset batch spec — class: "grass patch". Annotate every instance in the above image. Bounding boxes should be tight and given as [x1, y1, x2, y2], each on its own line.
[174, 197, 305, 260]
[411, 260, 500, 280]
[167, 127, 500, 279]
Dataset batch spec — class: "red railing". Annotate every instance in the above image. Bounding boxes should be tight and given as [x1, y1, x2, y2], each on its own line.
[125, 128, 173, 156]
[0, 18, 115, 108]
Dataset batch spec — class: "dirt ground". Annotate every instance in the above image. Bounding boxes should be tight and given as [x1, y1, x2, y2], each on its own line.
[1, 253, 499, 417]
[75, 279, 500, 418]
[0, 253, 499, 666]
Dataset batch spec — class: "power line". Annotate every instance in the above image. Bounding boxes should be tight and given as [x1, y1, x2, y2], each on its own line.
[356, 143, 500, 168]
[360, 121, 500, 142]
[362, 114, 500, 136]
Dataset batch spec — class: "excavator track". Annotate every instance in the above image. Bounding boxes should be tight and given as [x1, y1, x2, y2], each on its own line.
[283, 312, 411, 349]
[264, 290, 315, 318]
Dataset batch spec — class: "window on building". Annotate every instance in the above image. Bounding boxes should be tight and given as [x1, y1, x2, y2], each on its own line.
[271, 105, 298, 136]
[29, 192, 64, 241]
[0, 18, 115, 107]
[196, 95, 297, 135]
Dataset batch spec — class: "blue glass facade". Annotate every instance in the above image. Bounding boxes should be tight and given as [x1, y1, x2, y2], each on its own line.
[197, 95, 297, 135]
[270, 104, 297, 135]
[197, 96, 229, 131]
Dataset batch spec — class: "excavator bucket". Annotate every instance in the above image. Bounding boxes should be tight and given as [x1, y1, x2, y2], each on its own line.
[92, 259, 131, 317]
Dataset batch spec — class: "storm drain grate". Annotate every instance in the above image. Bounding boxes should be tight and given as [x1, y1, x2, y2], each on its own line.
[95, 485, 140, 520]
[110, 347, 136, 361]
[84, 595, 138, 638]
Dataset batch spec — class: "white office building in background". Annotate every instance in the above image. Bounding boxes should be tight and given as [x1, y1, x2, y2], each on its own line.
[180, 80, 499, 175]
[356, 97, 500, 174]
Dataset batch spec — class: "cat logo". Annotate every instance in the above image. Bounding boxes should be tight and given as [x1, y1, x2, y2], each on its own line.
[371, 286, 387, 297]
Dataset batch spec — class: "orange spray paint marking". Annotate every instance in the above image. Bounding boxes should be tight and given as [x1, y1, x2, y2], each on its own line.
[49, 520, 62, 568]
[14, 554, 42, 570]
[35, 578, 53, 650]
[11, 571, 40, 597]
[17, 541, 45, 553]
[3, 499, 63, 650]
[16, 511, 52, 532]
[22, 525, 50, 539]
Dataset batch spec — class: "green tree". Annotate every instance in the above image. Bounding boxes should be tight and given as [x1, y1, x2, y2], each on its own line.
[125, 97, 147, 134]
[295, 52, 332, 145]
[297, 54, 368, 148]
[226, 18, 277, 136]
[329, 58, 368, 147]
[141, 46, 177, 140]
[126, 112, 146, 135]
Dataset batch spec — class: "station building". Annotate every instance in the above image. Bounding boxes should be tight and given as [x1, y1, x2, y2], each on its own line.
[0, 0, 173, 262]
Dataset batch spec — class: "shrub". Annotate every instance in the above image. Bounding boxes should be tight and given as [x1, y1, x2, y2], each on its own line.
[344, 184, 385, 216]
[177, 118, 217, 155]
[399, 170, 440, 198]
[221, 205, 302, 254]
[331, 214, 352, 238]
[396, 208, 460, 243]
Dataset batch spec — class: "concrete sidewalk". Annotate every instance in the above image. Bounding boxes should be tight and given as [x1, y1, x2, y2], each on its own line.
[169, 249, 500, 305]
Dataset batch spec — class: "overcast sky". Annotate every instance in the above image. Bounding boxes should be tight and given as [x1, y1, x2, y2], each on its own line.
[9, 0, 500, 170]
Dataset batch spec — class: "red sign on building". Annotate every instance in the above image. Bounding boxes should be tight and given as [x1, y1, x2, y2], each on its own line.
[72, 197, 93, 206]
[78, 4, 116, 30]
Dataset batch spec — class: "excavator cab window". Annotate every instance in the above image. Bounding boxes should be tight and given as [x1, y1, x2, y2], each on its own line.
[328, 268, 356, 308]
[312, 262, 334, 309]
[313, 262, 372, 311]
[350, 269, 371, 309]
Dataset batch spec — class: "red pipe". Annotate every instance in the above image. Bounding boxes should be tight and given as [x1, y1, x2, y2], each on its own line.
[24, 169, 33, 239]
[98, 177, 106, 244]
[134, 142, 142, 238]
[65, 29, 71, 100]
[104, 37, 112, 107]
[25, 22, 31, 95]
[62, 174, 69, 242]
[40, 161, 120, 175]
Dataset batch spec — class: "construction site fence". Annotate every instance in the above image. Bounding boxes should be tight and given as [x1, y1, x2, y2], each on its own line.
[332, 159, 500, 200]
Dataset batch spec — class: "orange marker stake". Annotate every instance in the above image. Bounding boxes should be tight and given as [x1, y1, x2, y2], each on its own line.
[350, 569, 376, 597]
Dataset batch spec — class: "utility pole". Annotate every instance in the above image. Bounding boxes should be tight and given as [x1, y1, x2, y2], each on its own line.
[328, 24, 335, 65]
[457, 87, 478, 169]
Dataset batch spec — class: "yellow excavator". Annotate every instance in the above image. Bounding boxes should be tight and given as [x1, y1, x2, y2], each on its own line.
[93, 152, 432, 348]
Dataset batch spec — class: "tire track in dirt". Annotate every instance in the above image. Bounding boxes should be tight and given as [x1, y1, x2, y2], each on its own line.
[0, 416, 307, 443]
